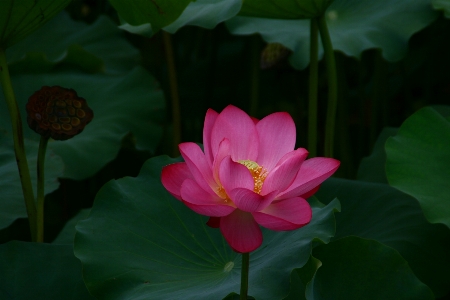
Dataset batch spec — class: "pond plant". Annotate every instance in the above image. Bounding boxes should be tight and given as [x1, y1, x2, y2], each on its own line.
[1, 0, 450, 299]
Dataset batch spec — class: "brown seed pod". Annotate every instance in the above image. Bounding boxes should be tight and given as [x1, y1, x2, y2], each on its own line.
[26, 86, 93, 140]
[260, 43, 292, 70]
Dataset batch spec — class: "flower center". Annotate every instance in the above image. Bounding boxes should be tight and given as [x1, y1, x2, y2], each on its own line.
[238, 160, 268, 194]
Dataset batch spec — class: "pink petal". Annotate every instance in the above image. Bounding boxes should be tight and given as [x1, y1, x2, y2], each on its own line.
[277, 157, 340, 199]
[220, 209, 263, 253]
[181, 179, 235, 217]
[210, 105, 259, 162]
[212, 138, 231, 184]
[253, 197, 312, 231]
[219, 156, 254, 193]
[203, 109, 219, 167]
[161, 162, 193, 200]
[228, 188, 278, 212]
[256, 112, 297, 171]
[301, 185, 320, 199]
[179, 142, 218, 196]
[261, 149, 309, 196]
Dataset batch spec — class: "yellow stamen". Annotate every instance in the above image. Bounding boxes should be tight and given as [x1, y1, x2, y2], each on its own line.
[238, 160, 268, 194]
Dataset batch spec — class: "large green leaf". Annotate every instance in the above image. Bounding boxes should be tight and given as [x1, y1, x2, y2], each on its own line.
[0, 68, 164, 180]
[385, 106, 450, 228]
[6, 12, 140, 74]
[356, 127, 398, 184]
[0, 0, 71, 48]
[307, 237, 434, 299]
[283, 255, 322, 300]
[433, 0, 450, 18]
[238, 0, 334, 19]
[227, 0, 438, 69]
[0, 133, 63, 230]
[119, 0, 242, 37]
[109, 0, 194, 33]
[316, 178, 450, 297]
[53, 209, 90, 245]
[0, 241, 94, 299]
[74, 155, 340, 299]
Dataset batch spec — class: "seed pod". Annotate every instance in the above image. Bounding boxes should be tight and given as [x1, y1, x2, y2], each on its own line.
[260, 43, 291, 70]
[26, 86, 93, 140]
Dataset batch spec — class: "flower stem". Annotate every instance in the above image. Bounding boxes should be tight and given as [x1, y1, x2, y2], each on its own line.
[308, 18, 319, 157]
[36, 136, 49, 243]
[0, 47, 37, 241]
[162, 31, 181, 157]
[318, 15, 338, 158]
[240, 252, 250, 300]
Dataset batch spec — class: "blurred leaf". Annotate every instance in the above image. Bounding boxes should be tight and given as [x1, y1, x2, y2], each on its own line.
[0, 133, 63, 230]
[356, 127, 398, 184]
[308, 236, 434, 299]
[238, 0, 334, 19]
[227, 0, 438, 69]
[316, 178, 450, 297]
[74, 155, 340, 299]
[109, 0, 194, 33]
[0, 67, 165, 180]
[1, 11, 165, 180]
[386, 106, 450, 228]
[0, 0, 71, 48]
[120, 0, 242, 36]
[433, 0, 450, 18]
[53, 209, 90, 244]
[7, 12, 140, 74]
[164, 0, 242, 33]
[0, 241, 94, 299]
[283, 255, 322, 300]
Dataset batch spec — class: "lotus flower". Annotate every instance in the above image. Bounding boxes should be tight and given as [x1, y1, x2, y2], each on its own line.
[161, 105, 339, 253]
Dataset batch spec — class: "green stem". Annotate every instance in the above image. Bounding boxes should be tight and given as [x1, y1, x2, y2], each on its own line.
[308, 18, 319, 157]
[36, 136, 48, 243]
[0, 47, 37, 241]
[240, 252, 250, 300]
[318, 15, 338, 158]
[162, 31, 181, 157]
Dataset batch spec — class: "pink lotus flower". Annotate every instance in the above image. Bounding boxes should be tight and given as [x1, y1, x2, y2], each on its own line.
[161, 105, 339, 253]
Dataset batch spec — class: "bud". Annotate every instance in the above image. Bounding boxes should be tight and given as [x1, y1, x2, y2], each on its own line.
[26, 86, 93, 140]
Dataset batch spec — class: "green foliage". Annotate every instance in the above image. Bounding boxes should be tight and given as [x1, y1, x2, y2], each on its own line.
[356, 127, 398, 184]
[0, 241, 94, 299]
[6, 12, 140, 74]
[0, 12, 165, 181]
[227, 0, 438, 69]
[386, 107, 450, 228]
[109, 0, 194, 33]
[238, 0, 334, 19]
[316, 178, 450, 297]
[433, 0, 450, 18]
[74, 155, 340, 299]
[0, 0, 71, 48]
[309, 237, 434, 299]
[120, 0, 242, 36]
[0, 134, 63, 229]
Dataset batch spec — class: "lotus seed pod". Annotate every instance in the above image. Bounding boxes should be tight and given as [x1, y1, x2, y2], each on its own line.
[26, 86, 93, 140]
[260, 43, 291, 69]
